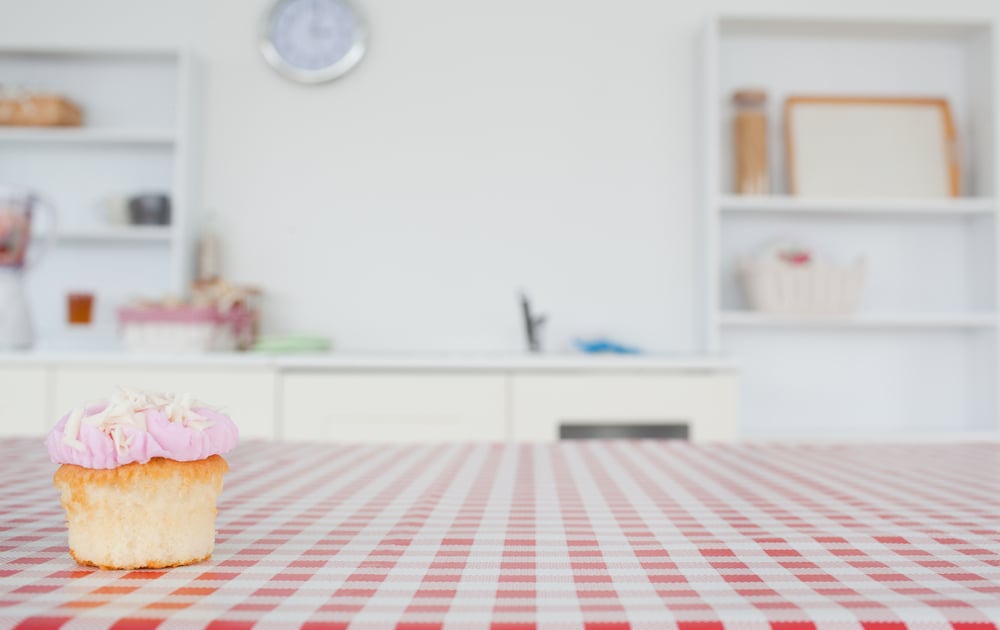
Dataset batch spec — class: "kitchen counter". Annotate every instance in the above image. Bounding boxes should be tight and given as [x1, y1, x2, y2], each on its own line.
[0, 350, 736, 371]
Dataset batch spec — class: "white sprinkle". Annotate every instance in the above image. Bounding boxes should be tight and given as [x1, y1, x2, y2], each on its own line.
[61, 407, 85, 448]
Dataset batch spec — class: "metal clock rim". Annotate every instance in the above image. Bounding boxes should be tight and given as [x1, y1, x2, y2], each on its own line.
[259, 0, 368, 84]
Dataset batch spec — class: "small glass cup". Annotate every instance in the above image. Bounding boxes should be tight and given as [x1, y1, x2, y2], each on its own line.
[67, 292, 94, 325]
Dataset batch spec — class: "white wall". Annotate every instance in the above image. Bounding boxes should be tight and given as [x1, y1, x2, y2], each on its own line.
[2, 0, 999, 353]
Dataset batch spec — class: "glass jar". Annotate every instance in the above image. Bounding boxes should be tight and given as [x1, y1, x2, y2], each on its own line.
[732, 89, 770, 195]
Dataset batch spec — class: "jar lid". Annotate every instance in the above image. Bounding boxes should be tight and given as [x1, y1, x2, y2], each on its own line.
[732, 89, 767, 105]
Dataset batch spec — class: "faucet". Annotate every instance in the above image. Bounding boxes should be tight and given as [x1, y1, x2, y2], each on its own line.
[520, 292, 547, 353]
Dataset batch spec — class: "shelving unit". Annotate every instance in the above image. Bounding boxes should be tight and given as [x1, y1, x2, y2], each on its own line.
[703, 16, 999, 438]
[0, 47, 195, 349]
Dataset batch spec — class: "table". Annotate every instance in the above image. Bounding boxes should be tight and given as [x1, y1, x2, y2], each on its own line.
[2, 439, 998, 629]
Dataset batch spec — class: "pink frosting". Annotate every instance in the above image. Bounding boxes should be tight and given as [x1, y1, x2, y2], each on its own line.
[45, 403, 239, 469]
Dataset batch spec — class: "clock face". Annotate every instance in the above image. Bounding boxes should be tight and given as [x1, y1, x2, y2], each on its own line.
[261, 0, 367, 83]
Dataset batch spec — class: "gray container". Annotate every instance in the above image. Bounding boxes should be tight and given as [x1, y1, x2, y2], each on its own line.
[128, 194, 171, 225]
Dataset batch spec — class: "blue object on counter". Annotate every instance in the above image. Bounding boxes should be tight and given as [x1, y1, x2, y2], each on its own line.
[574, 337, 641, 354]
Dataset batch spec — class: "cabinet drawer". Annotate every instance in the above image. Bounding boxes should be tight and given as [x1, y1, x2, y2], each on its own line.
[280, 372, 506, 442]
[0, 367, 49, 436]
[52, 367, 277, 440]
[511, 373, 739, 442]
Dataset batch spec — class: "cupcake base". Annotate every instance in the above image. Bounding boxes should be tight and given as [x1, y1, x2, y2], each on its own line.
[53, 455, 228, 570]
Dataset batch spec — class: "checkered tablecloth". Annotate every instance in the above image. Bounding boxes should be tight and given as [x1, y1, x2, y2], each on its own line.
[1, 439, 998, 630]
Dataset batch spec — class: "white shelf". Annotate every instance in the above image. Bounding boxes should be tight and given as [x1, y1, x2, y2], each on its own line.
[0, 128, 175, 145]
[719, 195, 995, 217]
[719, 311, 997, 330]
[717, 15, 992, 40]
[0, 46, 183, 58]
[33, 226, 173, 243]
[59, 226, 173, 243]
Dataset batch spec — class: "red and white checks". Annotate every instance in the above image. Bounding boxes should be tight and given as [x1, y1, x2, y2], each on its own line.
[2, 439, 998, 630]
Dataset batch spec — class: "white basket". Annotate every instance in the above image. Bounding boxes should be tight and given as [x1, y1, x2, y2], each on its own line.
[739, 259, 866, 316]
[117, 306, 253, 353]
[120, 322, 238, 353]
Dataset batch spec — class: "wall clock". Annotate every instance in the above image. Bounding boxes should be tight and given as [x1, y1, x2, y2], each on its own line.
[260, 0, 367, 84]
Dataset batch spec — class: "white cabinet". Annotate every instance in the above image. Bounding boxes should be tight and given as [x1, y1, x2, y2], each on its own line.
[0, 357, 739, 442]
[0, 366, 49, 436]
[52, 367, 277, 439]
[281, 372, 507, 442]
[511, 373, 739, 442]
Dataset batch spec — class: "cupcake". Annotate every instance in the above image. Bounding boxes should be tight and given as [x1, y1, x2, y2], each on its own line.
[45, 387, 239, 570]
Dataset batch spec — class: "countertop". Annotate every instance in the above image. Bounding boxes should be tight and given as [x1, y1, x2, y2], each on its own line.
[0, 350, 737, 371]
